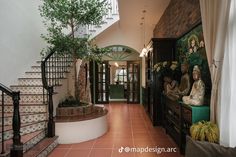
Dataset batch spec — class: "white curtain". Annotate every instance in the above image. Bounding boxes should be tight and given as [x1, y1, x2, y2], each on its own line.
[199, 0, 231, 123]
[220, 0, 236, 147]
[200, 0, 236, 147]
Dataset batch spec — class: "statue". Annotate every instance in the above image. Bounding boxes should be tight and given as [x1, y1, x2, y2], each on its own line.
[165, 63, 191, 101]
[182, 65, 205, 106]
[163, 76, 178, 96]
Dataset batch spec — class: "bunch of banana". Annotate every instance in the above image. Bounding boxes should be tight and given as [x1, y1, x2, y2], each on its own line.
[189, 121, 219, 143]
[190, 121, 204, 140]
[205, 122, 219, 143]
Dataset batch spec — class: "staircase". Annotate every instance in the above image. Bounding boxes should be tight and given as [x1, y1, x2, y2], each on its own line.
[0, 0, 119, 156]
[0, 57, 73, 157]
[75, 0, 119, 39]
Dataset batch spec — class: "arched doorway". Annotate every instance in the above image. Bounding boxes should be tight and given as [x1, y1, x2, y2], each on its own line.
[91, 45, 141, 104]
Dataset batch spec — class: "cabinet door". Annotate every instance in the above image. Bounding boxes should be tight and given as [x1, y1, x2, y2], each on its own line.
[127, 61, 140, 103]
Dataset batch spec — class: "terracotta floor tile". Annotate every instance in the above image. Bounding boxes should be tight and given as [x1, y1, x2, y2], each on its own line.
[93, 139, 114, 149]
[112, 149, 136, 157]
[48, 148, 69, 157]
[158, 152, 182, 157]
[71, 140, 96, 149]
[89, 149, 112, 157]
[49, 103, 181, 157]
[114, 139, 134, 149]
[66, 149, 90, 157]
[56, 144, 72, 149]
[135, 152, 158, 157]
[134, 140, 156, 148]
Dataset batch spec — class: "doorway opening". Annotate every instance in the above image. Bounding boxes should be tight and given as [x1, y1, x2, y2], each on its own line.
[92, 45, 141, 104]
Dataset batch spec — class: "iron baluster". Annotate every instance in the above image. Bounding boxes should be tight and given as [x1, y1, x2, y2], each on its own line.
[10, 91, 23, 157]
[47, 86, 55, 137]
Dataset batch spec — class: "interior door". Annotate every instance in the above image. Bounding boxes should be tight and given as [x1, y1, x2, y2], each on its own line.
[95, 61, 110, 104]
[127, 61, 140, 103]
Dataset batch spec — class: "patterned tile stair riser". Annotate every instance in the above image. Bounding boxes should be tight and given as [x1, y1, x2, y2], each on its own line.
[37, 139, 58, 157]
[36, 60, 73, 67]
[0, 121, 47, 141]
[10, 85, 45, 94]
[0, 130, 46, 154]
[0, 113, 47, 126]
[18, 78, 63, 86]
[0, 105, 47, 113]
[24, 136, 59, 157]
[31, 66, 71, 72]
[23, 130, 46, 152]
[24, 72, 67, 79]
[0, 94, 45, 104]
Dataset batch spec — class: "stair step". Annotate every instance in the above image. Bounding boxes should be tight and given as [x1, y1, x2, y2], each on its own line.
[31, 66, 71, 72]
[106, 17, 114, 20]
[24, 136, 58, 157]
[18, 78, 63, 86]
[101, 21, 108, 24]
[36, 60, 73, 66]
[0, 121, 47, 141]
[0, 104, 47, 113]
[40, 57, 73, 62]
[0, 130, 46, 155]
[94, 25, 102, 28]
[25, 71, 67, 79]
[89, 30, 96, 32]
[18, 78, 43, 86]
[0, 94, 46, 104]
[10, 85, 45, 94]
[0, 112, 47, 126]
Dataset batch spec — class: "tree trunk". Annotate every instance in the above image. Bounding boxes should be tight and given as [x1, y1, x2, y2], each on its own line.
[71, 18, 80, 103]
[74, 57, 80, 102]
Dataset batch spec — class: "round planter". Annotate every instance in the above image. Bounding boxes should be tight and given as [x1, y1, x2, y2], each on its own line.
[56, 103, 93, 117]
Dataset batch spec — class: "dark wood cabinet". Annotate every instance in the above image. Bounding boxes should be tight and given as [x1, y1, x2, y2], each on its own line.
[164, 96, 210, 153]
[165, 97, 182, 147]
[145, 38, 176, 126]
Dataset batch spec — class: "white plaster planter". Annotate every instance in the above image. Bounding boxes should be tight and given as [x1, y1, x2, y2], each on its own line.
[55, 113, 108, 144]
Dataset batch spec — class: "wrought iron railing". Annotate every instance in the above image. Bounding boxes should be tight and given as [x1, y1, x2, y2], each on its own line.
[0, 83, 22, 157]
[41, 49, 72, 137]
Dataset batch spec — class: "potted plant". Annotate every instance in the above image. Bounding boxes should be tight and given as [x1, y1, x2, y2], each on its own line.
[190, 120, 219, 143]
[39, 0, 110, 106]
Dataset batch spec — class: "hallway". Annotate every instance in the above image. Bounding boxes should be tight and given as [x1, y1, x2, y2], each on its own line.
[49, 103, 181, 157]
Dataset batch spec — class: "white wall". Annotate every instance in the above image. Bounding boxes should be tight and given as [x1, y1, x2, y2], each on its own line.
[0, 0, 47, 86]
[94, 0, 170, 89]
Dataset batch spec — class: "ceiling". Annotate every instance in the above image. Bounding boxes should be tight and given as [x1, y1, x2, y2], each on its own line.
[95, 0, 171, 52]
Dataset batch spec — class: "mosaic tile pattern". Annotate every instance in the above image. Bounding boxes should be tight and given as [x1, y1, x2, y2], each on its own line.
[0, 121, 47, 141]
[25, 72, 67, 79]
[38, 138, 58, 157]
[1, 58, 71, 156]
[1, 113, 47, 126]
[0, 105, 47, 113]
[0, 94, 45, 104]
[31, 66, 70, 73]
[23, 130, 46, 152]
[10, 85, 45, 94]
[18, 78, 43, 86]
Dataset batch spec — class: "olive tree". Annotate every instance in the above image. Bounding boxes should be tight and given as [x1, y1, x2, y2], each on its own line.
[39, 0, 110, 102]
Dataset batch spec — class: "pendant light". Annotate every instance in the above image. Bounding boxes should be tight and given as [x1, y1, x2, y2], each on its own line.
[140, 10, 147, 57]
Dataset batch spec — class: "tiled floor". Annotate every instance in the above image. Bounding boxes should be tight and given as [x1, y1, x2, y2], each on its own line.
[49, 103, 182, 157]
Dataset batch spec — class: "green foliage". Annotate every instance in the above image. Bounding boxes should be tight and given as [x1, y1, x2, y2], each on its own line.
[85, 43, 111, 62]
[39, 0, 110, 59]
[190, 121, 219, 143]
[58, 95, 88, 107]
